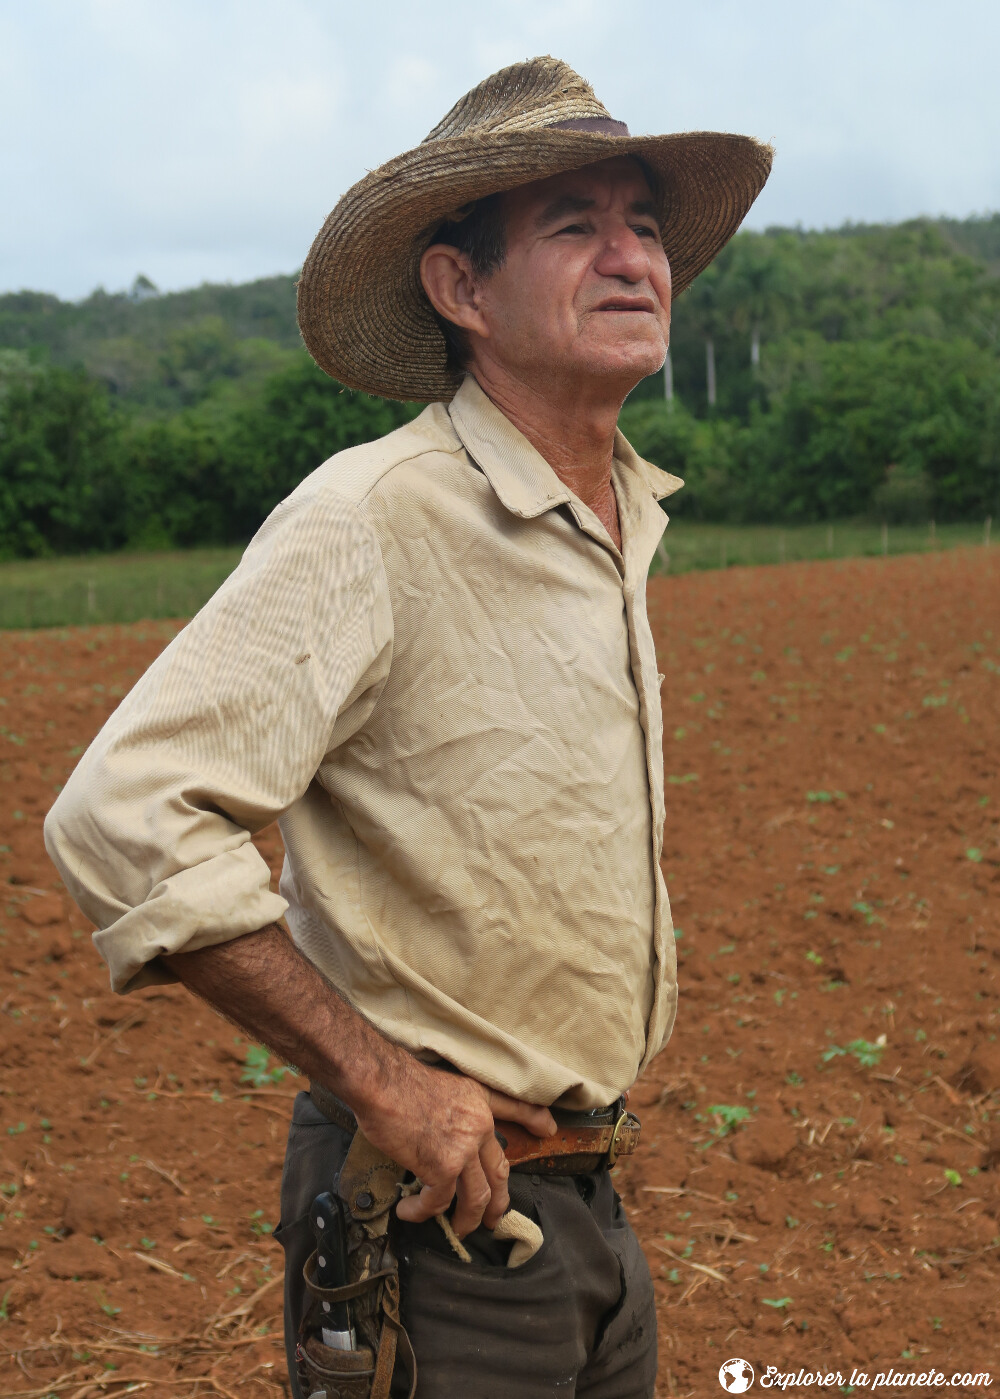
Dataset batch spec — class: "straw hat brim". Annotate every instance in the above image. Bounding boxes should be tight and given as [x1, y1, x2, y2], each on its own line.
[297, 127, 773, 402]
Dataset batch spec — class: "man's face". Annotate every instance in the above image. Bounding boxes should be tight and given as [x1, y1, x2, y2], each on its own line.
[476, 157, 671, 388]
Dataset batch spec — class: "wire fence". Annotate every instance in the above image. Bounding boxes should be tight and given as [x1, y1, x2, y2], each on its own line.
[0, 523, 994, 630]
[650, 519, 993, 576]
[0, 549, 243, 630]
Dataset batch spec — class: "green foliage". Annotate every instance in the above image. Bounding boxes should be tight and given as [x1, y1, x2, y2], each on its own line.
[239, 1044, 297, 1088]
[249, 1208, 275, 1235]
[218, 357, 419, 540]
[872, 464, 932, 524]
[0, 348, 420, 557]
[0, 274, 301, 408]
[706, 1103, 751, 1137]
[0, 352, 127, 558]
[821, 1038, 885, 1068]
[624, 334, 1000, 523]
[1, 213, 999, 558]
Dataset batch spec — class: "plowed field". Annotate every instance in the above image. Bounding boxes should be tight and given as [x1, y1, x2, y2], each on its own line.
[2, 549, 998, 1397]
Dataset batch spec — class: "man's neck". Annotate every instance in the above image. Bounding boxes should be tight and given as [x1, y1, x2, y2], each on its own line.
[470, 362, 628, 519]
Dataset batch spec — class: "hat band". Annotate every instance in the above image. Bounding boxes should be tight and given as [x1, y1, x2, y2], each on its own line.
[548, 117, 630, 137]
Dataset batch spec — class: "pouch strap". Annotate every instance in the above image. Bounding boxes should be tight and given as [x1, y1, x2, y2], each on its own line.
[303, 1251, 396, 1305]
[373, 1273, 417, 1399]
[301, 1254, 416, 1399]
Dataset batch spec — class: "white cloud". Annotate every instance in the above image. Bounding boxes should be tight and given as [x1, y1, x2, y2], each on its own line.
[2, 0, 997, 298]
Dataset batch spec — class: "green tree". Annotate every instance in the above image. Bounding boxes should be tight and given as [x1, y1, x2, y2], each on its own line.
[219, 357, 421, 540]
[682, 263, 725, 408]
[721, 236, 799, 370]
[0, 354, 126, 557]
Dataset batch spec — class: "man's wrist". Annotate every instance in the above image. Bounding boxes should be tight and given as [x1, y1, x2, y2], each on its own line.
[328, 1027, 415, 1127]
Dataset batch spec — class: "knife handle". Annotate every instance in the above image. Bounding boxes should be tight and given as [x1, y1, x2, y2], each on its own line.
[310, 1191, 355, 1350]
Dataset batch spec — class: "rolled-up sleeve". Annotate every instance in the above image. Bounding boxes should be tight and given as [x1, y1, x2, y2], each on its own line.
[43, 482, 394, 993]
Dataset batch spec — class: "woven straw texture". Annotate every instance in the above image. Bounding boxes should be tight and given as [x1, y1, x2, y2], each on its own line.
[297, 56, 773, 402]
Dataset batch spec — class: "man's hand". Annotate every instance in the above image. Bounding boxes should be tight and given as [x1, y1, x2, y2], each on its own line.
[162, 924, 555, 1240]
[357, 1061, 556, 1238]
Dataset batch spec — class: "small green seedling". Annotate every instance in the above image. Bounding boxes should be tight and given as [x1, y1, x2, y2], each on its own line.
[250, 1209, 274, 1236]
[708, 1104, 751, 1136]
[852, 900, 882, 926]
[240, 1044, 298, 1088]
[822, 1037, 885, 1069]
[761, 1297, 792, 1311]
[943, 1169, 962, 1188]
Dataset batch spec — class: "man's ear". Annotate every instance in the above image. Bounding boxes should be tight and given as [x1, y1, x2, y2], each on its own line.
[419, 244, 489, 341]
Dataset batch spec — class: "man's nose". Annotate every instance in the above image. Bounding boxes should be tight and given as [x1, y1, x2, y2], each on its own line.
[593, 226, 652, 282]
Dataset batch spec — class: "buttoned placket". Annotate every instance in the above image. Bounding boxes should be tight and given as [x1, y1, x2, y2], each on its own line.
[448, 376, 680, 1066]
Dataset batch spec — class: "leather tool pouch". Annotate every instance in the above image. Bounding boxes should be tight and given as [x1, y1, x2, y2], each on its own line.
[296, 1133, 417, 1399]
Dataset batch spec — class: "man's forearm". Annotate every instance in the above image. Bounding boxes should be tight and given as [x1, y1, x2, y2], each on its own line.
[162, 922, 407, 1117]
[162, 922, 557, 1237]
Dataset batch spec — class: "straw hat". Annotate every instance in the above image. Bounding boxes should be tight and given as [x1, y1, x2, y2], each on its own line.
[298, 56, 772, 402]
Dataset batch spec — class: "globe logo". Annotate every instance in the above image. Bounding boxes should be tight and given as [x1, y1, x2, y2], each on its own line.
[718, 1357, 755, 1392]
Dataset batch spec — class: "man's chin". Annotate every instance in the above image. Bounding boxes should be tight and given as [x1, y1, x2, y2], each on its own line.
[573, 345, 665, 385]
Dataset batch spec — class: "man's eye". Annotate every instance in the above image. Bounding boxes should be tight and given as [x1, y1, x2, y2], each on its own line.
[632, 225, 659, 238]
[557, 223, 589, 235]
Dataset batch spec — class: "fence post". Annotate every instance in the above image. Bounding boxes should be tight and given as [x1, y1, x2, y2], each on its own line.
[985, 516, 992, 547]
[87, 578, 96, 618]
[826, 524, 833, 554]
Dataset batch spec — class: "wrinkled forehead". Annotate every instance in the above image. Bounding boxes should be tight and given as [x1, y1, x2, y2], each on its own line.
[502, 156, 657, 222]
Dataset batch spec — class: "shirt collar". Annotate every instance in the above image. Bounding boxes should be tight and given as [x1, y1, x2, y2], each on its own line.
[447, 374, 683, 521]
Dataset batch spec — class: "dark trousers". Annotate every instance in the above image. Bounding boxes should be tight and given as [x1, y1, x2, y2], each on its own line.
[276, 1091, 657, 1398]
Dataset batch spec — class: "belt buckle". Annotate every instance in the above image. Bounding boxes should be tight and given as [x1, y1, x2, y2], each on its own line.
[607, 1107, 630, 1168]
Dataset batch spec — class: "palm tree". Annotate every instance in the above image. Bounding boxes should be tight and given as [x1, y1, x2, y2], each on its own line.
[663, 348, 674, 411]
[722, 238, 799, 371]
[684, 263, 723, 408]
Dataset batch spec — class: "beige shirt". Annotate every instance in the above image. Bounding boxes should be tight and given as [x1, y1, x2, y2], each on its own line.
[44, 375, 682, 1109]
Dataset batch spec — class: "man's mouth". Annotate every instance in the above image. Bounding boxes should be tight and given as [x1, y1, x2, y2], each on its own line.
[595, 297, 657, 313]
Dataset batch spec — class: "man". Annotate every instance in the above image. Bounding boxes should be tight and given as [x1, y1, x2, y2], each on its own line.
[45, 56, 770, 1399]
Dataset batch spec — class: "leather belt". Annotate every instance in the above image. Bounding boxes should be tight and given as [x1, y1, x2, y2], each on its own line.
[308, 1083, 640, 1176]
[310, 1080, 358, 1134]
[497, 1103, 640, 1174]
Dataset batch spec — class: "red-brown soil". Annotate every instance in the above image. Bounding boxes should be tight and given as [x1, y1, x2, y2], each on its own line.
[1, 549, 998, 1398]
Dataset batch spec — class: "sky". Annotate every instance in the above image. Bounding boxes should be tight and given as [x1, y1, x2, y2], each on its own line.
[2, 0, 998, 301]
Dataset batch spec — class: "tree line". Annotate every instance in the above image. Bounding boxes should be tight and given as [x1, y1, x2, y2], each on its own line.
[0, 213, 998, 558]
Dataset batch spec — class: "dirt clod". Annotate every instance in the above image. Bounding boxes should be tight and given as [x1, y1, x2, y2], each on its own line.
[44, 1236, 120, 1280]
[61, 1182, 123, 1238]
[850, 1191, 885, 1230]
[22, 892, 65, 927]
[731, 1112, 798, 1171]
[957, 1042, 1000, 1096]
